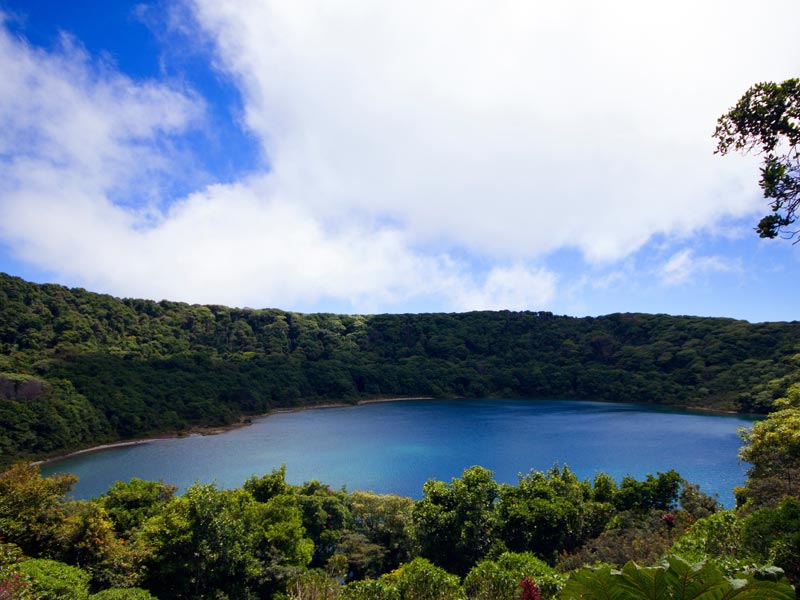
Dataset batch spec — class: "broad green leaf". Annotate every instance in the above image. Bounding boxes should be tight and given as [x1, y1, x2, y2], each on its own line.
[617, 561, 669, 600]
[661, 556, 729, 600]
[717, 579, 796, 600]
[559, 566, 627, 600]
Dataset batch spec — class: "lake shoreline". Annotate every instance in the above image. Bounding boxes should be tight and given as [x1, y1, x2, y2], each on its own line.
[33, 395, 752, 468]
[37, 397, 751, 508]
[33, 396, 436, 466]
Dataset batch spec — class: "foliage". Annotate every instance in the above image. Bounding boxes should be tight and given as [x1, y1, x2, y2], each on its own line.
[384, 558, 465, 600]
[295, 480, 352, 567]
[497, 465, 610, 562]
[59, 499, 147, 589]
[678, 481, 719, 520]
[613, 470, 682, 512]
[97, 478, 177, 536]
[339, 558, 467, 600]
[1, 463, 797, 600]
[287, 569, 342, 600]
[17, 558, 91, 600]
[558, 555, 795, 600]
[0, 462, 77, 556]
[413, 466, 499, 576]
[3, 273, 800, 465]
[343, 578, 400, 600]
[671, 510, 747, 565]
[738, 384, 800, 508]
[0, 464, 146, 589]
[343, 491, 416, 578]
[244, 465, 290, 502]
[0, 542, 34, 600]
[463, 552, 563, 599]
[741, 499, 800, 589]
[88, 589, 158, 600]
[714, 78, 800, 239]
[142, 482, 313, 599]
[556, 509, 692, 572]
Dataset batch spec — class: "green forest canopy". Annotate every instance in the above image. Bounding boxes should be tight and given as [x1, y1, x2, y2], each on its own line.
[2, 272, 800, 465]
[0, 461, 796, 600]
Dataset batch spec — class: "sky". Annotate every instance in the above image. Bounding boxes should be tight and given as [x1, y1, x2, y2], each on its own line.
[1, 1, 800, 321]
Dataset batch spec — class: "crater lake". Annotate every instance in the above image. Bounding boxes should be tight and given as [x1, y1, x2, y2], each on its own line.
[41, 398, 759, 506]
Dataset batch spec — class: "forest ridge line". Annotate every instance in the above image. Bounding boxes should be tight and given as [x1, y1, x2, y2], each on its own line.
[1, 272, 799, 465]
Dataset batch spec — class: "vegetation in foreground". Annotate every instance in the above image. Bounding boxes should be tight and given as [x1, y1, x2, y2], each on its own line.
[1, 382, 799, 599]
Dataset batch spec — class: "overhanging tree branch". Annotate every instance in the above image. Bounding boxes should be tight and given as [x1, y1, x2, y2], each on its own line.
[714, 79, 800, 239]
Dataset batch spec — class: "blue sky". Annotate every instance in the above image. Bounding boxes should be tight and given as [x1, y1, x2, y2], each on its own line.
[1, 0, 800, 322]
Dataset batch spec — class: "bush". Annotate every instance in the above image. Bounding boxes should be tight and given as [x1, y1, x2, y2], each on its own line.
[89, 588, 158, 600]
[384, 558, 464, 600]
[17, 558, 91, 600]
[464, 552, 562, 599]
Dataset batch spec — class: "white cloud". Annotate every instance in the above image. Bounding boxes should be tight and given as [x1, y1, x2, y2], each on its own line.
[455, 265, 557, 311]
[0, 29, 201, 199]
[660, 249, 738, 286]
[2, 2, 800, 313]
[0, 12, 560, 313]
[190, 0, 799, 263]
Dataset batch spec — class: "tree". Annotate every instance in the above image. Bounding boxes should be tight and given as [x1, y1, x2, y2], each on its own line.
[738, 383, 800, 508]
[496, 465, 611, 562]
[142, 482, 312, 599]
[243, 466, 290, 503]
[97, 478, 176, 536]
[714, 78, 800, 239]
[346, 491, 415, 576]
[0, 463, 77, 557]
[295, 480, 352, 567]
[286, 569, 341, 600]
[741, 499, 800, 589]
[413, 467, 498, 576]
[614, 470, 682, 512]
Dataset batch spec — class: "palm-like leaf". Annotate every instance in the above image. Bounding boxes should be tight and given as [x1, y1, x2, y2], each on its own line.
[559, 566, 628, 600]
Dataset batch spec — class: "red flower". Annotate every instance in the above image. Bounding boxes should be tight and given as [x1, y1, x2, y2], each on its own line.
[520, 576, 542, 600]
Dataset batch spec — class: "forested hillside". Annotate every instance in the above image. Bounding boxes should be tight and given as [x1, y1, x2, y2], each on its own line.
[1, 272, 799, 464]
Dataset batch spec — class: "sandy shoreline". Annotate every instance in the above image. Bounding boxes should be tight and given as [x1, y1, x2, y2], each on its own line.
[34, 396, 435, 466]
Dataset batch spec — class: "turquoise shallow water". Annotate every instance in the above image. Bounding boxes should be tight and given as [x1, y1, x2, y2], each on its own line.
[41, 398, 758, 507]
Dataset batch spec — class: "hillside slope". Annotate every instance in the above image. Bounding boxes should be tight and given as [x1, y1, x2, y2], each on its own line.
[1, 273, 798, 464]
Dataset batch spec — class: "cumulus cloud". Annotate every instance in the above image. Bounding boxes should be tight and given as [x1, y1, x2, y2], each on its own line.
[190, 0, 799, 262]
[0, 27, 201, 202]
[455, 265, 557, 311]
[2, 2, 800, 313]
[659, 249, 738, 286]
[0, 19, 555, 311]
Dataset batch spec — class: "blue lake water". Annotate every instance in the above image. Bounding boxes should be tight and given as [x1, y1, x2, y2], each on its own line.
[41, 399, 759, 507]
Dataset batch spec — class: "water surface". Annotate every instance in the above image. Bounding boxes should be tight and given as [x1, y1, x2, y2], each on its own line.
[42, 399, 757, 506]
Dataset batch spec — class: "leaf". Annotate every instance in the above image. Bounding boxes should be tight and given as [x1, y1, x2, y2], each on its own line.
[559, 566, 627, 600]
[717, 579, 796, 600]
[617, 561, 670, 600]
[661, 556, 729, 600]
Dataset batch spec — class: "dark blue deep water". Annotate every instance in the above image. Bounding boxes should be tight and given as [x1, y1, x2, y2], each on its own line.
[41, 399, 758, 506]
